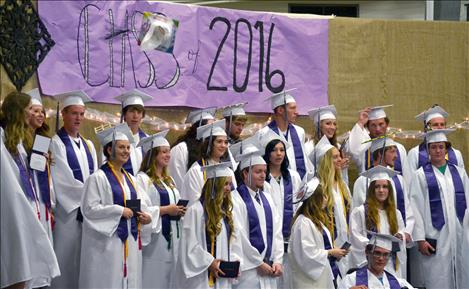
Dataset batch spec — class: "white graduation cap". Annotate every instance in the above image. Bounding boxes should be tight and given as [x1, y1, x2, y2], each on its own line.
[186, 107, 217, 125]
[368, 105, 393, 121]
[229, 134, 260, 160]
[369, 136, 397, 154]
[308, 105, 337, 125]
[137, 129, 170, 154]
[312, 135, 335, 167]
[96, 123, 135, 147]
[222, 102, 247, 117]
[53, 90, 92, 109]
[294, 177, 320, 203]
[367, 231, 402, 252]
[196, 119, 227, 140]
[237, 145, 266, 171]
[424, 128, 455, 144]
[201, 161, 233, 180]
[264, 88, 297, 110]
[27, 88, 42, 106]
[257, 129, 291, 155]
[415, 105, 448, 124]
[360, 165, 398, 182]
[114, 89, 152, 109]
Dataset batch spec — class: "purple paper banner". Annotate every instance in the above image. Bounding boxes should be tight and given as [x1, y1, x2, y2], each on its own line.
[37, 1, 329, 114]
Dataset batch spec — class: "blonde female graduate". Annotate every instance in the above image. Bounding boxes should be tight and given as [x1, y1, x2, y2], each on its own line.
[288, 178, 349, 289]
[314, 135, 352, 276]
[174, 162, 246, 289]
[79, 124, 154, 289]
[136, 130, 186, 289]
[349, 166, 407, 278]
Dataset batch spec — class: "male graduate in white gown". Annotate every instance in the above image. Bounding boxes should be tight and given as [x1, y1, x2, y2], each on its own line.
[222, 102, 248, 145]
[230, 143, 284, 289]
[1, 128, 60, 289]
[339, 232, 414, 289]
[410, 129, 469, 289]
[110, 89, 152, 175]
[407, 105, 465, 170]
[348, 106, 411, 184]
[169, 107, 216, 189]
[49, 91, 98, 289]
[257, 89, 312, 180]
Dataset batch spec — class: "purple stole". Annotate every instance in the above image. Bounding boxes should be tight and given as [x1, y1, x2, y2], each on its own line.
[154, 181, 172, 246]
[281, 172, 294, 239]
[423, 163, 466, 230]
[418, 142, 458, 168]
[57, 127, 94, 182]
[355, 267, 401, 289]
[101, 163, 138, 242]
[392, 175, 406, 226]
[268, 121, 306, 179]
[322, 227, 341, 280]
[12, 154, 37, 202]
[365, 146, 403, 173]
[123, 129, 147, 176]
[35, 166, 52, 211]
[237, 183, 273, 261]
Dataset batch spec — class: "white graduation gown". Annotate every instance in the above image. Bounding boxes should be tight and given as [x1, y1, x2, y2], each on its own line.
[79, 169, 154, 289]
[231, 186, 284, 289]
[349, 205, 407, 278]
[1, 132, 60, 289]
[257, 124, 313, 176]
[407, 144, 465, 170]
[347, 123, 411, 184]
[338, 269, 414, 289]
[49, 134, 98, 289]
[331, 184, 352, 276]
[288, 215, 335, 289]
[174, 201, 243, 289]
[15, 144, 55, 243]
[32, 169, 55, 242]
[410, 164, 469, 289]
[181, 161, 237, 205]
[169, 141, 189, 190]
[352, 174, 415, 240]
[136, 172, 182, 289]
[461, 209, 469, 288]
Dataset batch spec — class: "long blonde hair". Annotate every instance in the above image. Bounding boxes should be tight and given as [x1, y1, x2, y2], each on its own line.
[366, 180, 399, 235]
[201, 177, 234, 243]
[318, 148, 351, 217]
[293, 184, 333, 234]
[0, 92, 33, 155]
[140, 146, 175, 189]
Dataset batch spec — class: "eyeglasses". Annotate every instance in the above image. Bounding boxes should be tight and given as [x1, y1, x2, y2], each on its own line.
[372, 252, 391, 259]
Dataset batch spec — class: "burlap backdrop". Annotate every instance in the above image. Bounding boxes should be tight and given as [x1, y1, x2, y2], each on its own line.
[1, 16, 468, 184]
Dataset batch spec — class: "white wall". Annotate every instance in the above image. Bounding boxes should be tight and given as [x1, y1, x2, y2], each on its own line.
[204, 0, 427, 20]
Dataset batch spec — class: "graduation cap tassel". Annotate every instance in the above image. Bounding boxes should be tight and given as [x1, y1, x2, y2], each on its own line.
[316, 110, 321, 140]
[120, 102, 124, 123]
[283, 93, 289, 131]
[227, 113, 233, 141]
[55, 101, 60, 133]
[247, 158, 253, 188]
[145, 143, 154, 172]
[211, 172, 216, 199]
[111, 132, 117, 160]
[378, 138, 387, 166]
[206, 126, 213, 156]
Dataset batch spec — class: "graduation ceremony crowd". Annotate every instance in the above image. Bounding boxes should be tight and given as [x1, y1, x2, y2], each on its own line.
[1, 87, 468, 289]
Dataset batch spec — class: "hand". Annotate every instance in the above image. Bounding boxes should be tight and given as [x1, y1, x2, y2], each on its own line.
[395, 233, 403, 241]
[271, 263, 283, 277]
[418, 240, 435, 256]
[358, 107, 371, 128]
[350, 286, 368, 289]
[208, 259, 225, 279]
[256, 262, 274, 276]
[122, 207, 134, 219]
[404, 233, 412, 244]
[137, 212, 152, 225]
[161, 204, 186, 217]
[340, 156, 350, 170]
[328, 248, 349, 259]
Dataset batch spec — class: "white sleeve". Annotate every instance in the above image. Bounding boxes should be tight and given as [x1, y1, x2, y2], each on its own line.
[136, 173, 161, 245]
[352, 177, 367, 210]
[409, 170, 427, 241]
[290, 217, 329, 281]
[169, 142, 188, 190]
[348, 123, 370, 162]
[81, 172, 124, 237]
[349, 206, 368, 268]
[181, 164, 205, 205]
